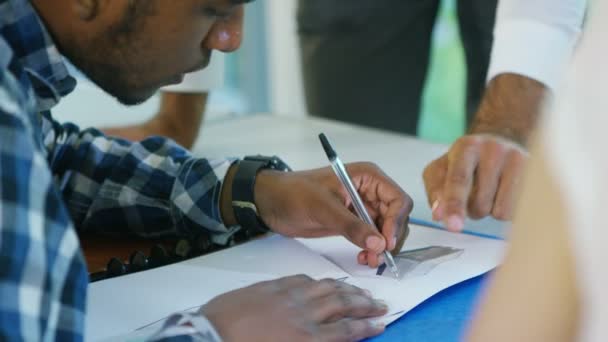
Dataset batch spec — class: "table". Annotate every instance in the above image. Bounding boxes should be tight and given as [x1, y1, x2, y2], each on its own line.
[192, 114, 504, 341]
[86, 114, 504, 341]
[194, 114, 507, 238]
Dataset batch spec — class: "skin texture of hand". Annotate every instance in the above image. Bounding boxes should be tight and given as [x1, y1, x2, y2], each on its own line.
[424, 134, 528, 231]
[201, 275, 388, 342]
[254, 162, 413, 268]
[102, 92, 207, 149]
[423, 73, 546, 231]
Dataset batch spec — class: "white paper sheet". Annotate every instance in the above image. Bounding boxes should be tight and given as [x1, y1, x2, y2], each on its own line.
[299, 225, 506, 325]
[86, 225, 505, 341]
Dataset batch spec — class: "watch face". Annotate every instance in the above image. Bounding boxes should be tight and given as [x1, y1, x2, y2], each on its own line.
[269, 157, 292, 172]
[245, 155, 292, 172]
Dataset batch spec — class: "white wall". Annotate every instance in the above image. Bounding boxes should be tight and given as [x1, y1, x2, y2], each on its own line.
[265, 0, 308, 117]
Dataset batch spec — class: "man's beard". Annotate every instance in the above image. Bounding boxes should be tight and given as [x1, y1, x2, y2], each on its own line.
[61, 34, 157, 106]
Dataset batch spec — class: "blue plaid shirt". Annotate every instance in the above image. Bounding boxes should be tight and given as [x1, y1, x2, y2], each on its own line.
[0, 0, 238, 340]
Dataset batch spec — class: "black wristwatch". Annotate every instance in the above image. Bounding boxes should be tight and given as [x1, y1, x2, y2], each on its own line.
[231, 155, 292, 238]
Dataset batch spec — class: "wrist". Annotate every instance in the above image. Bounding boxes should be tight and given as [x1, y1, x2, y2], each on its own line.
[470, 73, 548, 146]
[220, 163, 239, 227]
[228, 156, 291, 237]
[252, 170, 282, 230]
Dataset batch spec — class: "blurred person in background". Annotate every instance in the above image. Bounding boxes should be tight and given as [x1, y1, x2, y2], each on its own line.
[297, 0, 586, 232]
[468, 1, 607, 340]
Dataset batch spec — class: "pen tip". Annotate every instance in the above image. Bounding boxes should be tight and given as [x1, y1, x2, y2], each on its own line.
[319, 133, 337, 160]
[392, 269, 400, 279]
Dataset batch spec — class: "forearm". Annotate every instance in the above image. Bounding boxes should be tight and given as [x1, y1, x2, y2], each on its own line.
[153, 92, 207, 147]
[43, 113, 237, 242]
[469, 73, 548, 147]
[103, 92, 207, 148]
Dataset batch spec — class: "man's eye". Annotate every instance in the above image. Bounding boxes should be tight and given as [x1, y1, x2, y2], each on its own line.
[202, 7, 230, 19]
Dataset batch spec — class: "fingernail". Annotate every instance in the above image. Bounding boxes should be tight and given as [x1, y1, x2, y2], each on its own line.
[374, 299, 389, 310]
[432, 200, 440, 212]
[446, 215, 464, 232]
[391, 237, 397, 250]
[432, 200, 441, 221]
[371, 321, 386, 330]
[366, 236, 383, 251]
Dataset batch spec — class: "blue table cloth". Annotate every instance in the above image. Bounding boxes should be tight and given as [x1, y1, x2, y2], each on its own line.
[363, 217, 501, 342]
[367, 274, 490, 342]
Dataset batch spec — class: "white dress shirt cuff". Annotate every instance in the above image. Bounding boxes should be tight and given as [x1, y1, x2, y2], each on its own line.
[162, 53, 225, 93]
[487, 19, 581, 90]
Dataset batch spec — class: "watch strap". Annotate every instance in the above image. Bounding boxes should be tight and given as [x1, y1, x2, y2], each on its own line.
[232, 159, 270, 237]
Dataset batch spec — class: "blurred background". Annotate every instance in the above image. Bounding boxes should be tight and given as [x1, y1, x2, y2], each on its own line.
[54, 0, 466, 144]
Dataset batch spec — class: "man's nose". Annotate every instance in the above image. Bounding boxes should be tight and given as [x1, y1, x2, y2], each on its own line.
[203, 6, 244, 52]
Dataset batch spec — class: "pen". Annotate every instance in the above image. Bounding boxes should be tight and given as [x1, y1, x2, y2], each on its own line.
[319, 133, 400, 279]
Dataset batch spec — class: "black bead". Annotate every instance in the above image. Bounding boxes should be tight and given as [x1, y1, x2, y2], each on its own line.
[192, 233, 213, 255]
[129, 250, 149, 272]
[106, 257, 127, 277]
[173, 239, 191, 259]
[149, 244, 169, 268]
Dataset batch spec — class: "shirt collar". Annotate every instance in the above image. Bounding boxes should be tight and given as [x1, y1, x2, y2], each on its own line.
[0, 0, 76, 112]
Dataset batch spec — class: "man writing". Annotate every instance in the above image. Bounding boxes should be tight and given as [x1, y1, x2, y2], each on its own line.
[0, 0, 411, 340]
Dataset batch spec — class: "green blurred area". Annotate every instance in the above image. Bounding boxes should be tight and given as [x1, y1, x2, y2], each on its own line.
[418, 0, 466, 144]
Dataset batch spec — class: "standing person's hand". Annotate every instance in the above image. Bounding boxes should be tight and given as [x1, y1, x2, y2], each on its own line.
[254, 162, 413, 268]
[201, 275, 389, 342]
[423, 135, 528, 232]
[422, 74, 545, 232]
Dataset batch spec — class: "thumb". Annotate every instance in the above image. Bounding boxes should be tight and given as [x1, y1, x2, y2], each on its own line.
[329, 202, 386, 254]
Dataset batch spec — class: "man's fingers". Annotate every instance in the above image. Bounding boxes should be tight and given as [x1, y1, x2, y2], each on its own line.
[423, 157, 448, 219]
[271, 274, 314, 290]
[320, 319, 386, 342]
[442, 138, 481, 231]
[492, 151, 525, 220]
[467, 143, 505, 219]
[330, 200, 387, 254]
[378, 200, 411, 251]
[366, 252, 383, 268]
[302, 279, 370, 301]
[392, 219, 410, 255]
[308, 291, 388, 323]
[348, 162, 412, 251]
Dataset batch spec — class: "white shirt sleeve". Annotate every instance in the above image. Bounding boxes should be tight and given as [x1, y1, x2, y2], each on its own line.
[487, 0, 587, 90]
[162, 52, 225, 93]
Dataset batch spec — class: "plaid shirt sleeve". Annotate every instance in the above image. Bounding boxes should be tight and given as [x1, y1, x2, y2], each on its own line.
[0, 65, 228, 341]
[40, 112, 240, 244]
[0, 59, 89, 341]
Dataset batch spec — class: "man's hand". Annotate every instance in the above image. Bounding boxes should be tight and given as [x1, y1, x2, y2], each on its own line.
[202, 275, 388, 342]
[423, 135, 528, 231]
[254, 162, 412, 268]
[422, 73, 546, 231]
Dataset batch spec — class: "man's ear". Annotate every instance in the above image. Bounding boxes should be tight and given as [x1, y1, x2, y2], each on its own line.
[73, 0, 98, 21]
